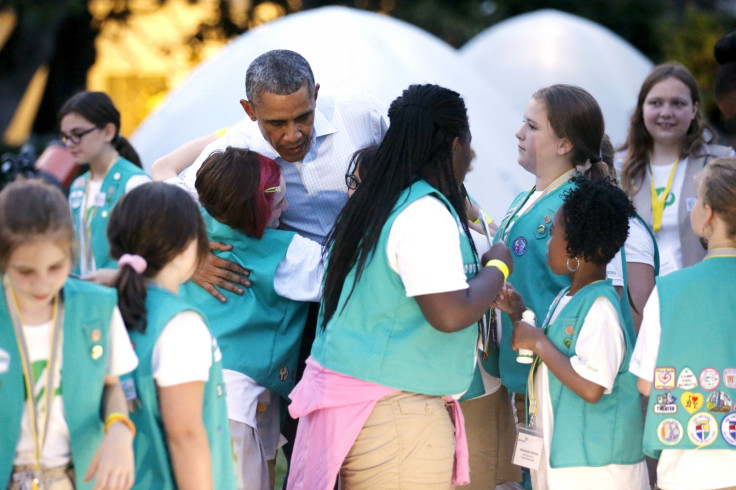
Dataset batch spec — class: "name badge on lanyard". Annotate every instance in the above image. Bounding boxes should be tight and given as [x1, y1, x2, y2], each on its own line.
[513, 423, 544, 470]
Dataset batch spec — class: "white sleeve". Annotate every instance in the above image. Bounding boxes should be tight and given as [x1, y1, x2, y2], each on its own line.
[606, 250, 624, 287]
[629, 286, 661, 381]
[152, 311, 213, 387]
[106, 307, 138, 376]
[469, 228, 491, 256]
[569, 296, 626, 394]
[386, 196, 468, 297]
[274, 234, 325, 302]
[624, 217, 656, 267]
[124, 174, 152, 193]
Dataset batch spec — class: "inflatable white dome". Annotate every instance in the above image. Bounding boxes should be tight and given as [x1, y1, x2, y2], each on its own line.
[132, 6, 528, 220]
[461, 9, 653, 147]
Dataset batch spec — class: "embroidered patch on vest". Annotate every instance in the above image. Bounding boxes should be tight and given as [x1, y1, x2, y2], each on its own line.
[657, 418, 683, 446]
[721, 412, 736, 447]
[512, 236, 527, 256]
[677, 367, 697, 390]
[543, 215, 552, 224]
[280, 366, 289, 381]
[653, 392, 678, 414]
[69, 189, 84, 209]
[723, 368, 736, 388]
[681, 392, 704, 413]
[654, 367, 675, 390]
[706, 391, 732, 413]
[699, 368, 720, 390]
[687, 412, 718, 447]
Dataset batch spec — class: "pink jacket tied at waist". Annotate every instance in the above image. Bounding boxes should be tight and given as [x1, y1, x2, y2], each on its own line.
[287, 357, 470, 490]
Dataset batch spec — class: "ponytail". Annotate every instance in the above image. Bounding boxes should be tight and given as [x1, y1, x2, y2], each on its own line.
[115, 136, 142, 168]
[114, 264, 148, 333]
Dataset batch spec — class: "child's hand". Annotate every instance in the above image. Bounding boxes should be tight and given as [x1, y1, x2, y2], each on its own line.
[493, 283, 525, 321]
[510, 318, 543, 353]
[84, 423, 134, 490]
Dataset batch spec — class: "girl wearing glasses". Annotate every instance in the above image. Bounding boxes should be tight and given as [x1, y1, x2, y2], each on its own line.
[58, 91, 150, 279]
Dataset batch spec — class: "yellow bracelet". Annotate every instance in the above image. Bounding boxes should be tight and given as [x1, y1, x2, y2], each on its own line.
[104, 412, 136, 437]
[485, 259, 509, 282]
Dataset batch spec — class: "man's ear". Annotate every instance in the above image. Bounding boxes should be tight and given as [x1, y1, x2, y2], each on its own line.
[240, 99, 257, 122]
[313, 83, 320, 102]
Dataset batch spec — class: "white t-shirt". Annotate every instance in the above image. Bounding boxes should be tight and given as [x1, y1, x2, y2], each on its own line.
[650, 160, 687, 276]
[531, 295, 649, 490]
[152, 310, 212, 387]
[14, 307, 138, 467]
[79, 174, 150, 275]
[629, 287, 736, 490]
[606, 216, 657, 287]
[386, 196, 469, 297]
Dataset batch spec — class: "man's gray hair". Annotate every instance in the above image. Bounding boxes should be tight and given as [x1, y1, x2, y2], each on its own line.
[245, 50, 315, 104]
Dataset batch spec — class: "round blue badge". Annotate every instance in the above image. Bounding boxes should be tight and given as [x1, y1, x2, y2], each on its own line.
[721, 412, 736, 447]
[512, 236, 528, 256]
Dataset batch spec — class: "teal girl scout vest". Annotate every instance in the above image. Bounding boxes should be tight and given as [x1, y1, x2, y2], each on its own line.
[68, 157, 147, 275]
[643, 256, 736, 456]
[543, 281, 644, 467]
[0, 278, 117, 489]
[494, 179, 575, 394]
[127, 286, 236, 490]
[311, 180, 480, 395]
[179, 211, 309, 398]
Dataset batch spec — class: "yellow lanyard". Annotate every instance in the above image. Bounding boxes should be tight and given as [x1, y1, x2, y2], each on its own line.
[6, 283, 62, 488]
[80, 153, 118, 273]
[649, 157, 679, 234]
[498, 168, 577, 243]
[525, 287, 568, 427]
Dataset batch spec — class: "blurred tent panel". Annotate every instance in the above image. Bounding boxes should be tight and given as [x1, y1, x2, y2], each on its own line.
[461, 9, 653, 148]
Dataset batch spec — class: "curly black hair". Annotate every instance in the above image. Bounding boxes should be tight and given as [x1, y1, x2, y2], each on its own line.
[561, 175, 635, 265]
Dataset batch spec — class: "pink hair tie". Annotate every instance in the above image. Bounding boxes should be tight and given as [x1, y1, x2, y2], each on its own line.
[118, 254, 147, 274]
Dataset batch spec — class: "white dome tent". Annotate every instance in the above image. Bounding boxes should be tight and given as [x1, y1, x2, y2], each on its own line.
[131, 6, 525, 220]
[461, 9, 653, 148]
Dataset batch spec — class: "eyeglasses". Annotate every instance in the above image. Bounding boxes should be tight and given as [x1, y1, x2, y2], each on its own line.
[59, 126, 98, 145]
[345, 173, 360, 190]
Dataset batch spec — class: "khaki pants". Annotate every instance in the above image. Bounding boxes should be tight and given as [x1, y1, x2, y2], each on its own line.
[340, 392, 455, 489]
[455, 386, 522, 489]
[9, 465, 74, 490]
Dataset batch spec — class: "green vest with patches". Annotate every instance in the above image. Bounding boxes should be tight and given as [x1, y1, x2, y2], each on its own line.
[0, 278, 117, 489]
[179, 211, 309, 398]
[493, 180, 574, 394]
[312, 180, 480, 395]
[544, 281, 644, 467]
[127, 286, 236, 490]
[68, 157, 147, 275]
[643, 256, 736, 456]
